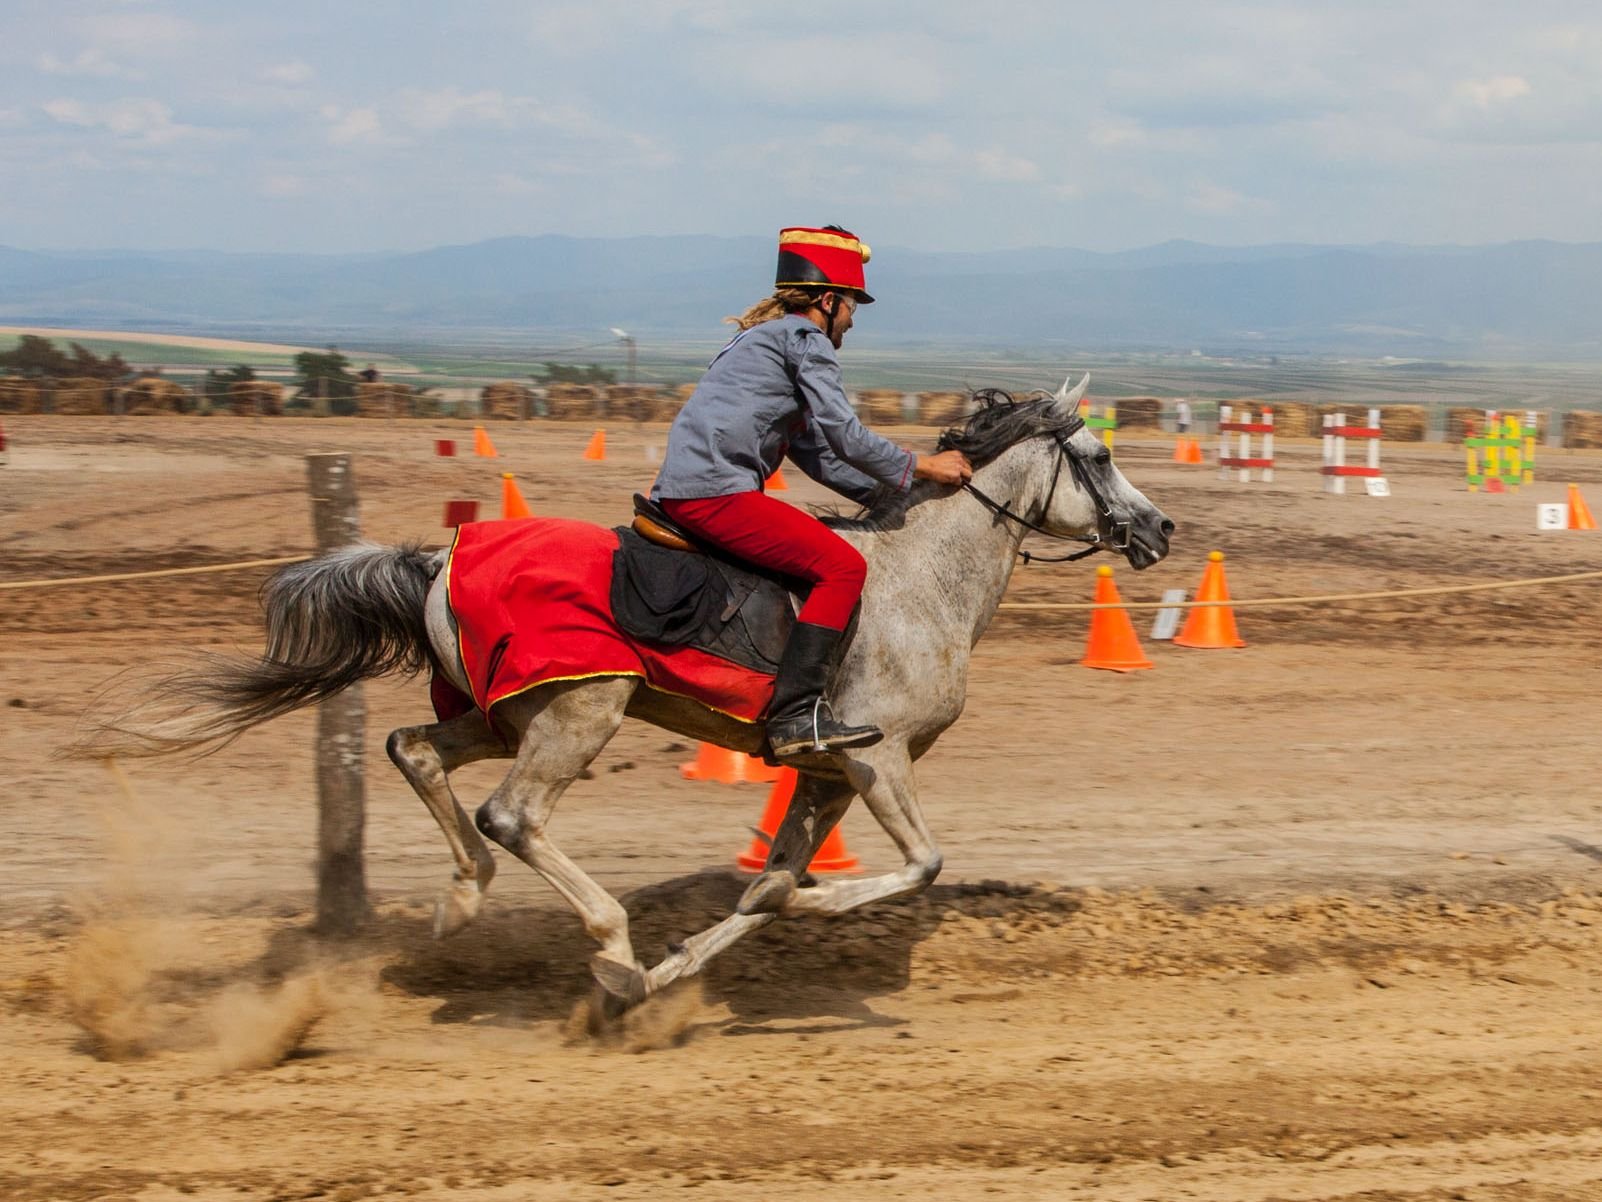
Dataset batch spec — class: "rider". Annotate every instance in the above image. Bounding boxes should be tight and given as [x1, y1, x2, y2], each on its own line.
[651, 225, 974, 764]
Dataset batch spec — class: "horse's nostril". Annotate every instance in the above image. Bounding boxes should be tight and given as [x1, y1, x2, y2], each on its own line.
[1160, 519, 1175, 537]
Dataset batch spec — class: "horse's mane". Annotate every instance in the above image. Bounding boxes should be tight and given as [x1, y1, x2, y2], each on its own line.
[935, 388, 1084, 467]
[831, 388, 1085, 530]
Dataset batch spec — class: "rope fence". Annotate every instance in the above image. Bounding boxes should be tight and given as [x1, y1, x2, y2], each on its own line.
[2, 555, 1599, 610]
[0, 555, 310, 592]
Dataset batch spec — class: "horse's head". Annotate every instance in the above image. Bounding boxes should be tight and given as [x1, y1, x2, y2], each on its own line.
[1043, 374, 1173, 569]
[938, 376, 1173, 570]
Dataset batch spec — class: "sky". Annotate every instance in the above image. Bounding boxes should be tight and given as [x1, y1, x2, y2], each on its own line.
[4, 1, 1602, 255]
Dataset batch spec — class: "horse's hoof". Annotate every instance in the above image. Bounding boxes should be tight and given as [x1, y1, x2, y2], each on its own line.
[737, 869, 798, 916]
[590, 952, 648, 1007]
[432, 880, 484, 938]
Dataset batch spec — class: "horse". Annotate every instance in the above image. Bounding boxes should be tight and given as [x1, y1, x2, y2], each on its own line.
[100, 374, 1172, 1013]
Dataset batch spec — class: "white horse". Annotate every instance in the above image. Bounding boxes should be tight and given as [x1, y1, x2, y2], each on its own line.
[102, 376, 1172, 1014]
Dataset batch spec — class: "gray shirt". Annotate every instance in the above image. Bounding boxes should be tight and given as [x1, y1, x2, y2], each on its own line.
[651, 314, 916, 506]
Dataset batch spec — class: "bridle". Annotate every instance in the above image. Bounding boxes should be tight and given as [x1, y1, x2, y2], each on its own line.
[959, 426, 1135, 565]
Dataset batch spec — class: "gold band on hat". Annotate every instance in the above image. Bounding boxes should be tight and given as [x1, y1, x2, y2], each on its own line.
[779, 229, 871, 263]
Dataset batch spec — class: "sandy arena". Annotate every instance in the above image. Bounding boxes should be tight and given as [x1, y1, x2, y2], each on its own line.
[2, 413, 1602, 1201]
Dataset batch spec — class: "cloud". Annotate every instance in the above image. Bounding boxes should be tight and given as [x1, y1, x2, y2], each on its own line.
[260, 60, 314, 86]
[1457, 75, 1532, 110]
[976, 149, 1041, 183]
[71, 11, 197, 56]
[260, 173, 307, 198]
[40, 97, 214, 146]
[695, 33, 948, 111]
[37, 48, 142, 79]
[528, 0, 746, 54]
[319, 104, 387, 146]
[1184, 179, 1274, 217]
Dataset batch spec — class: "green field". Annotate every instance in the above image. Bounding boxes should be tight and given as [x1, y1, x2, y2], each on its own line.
[5, 326, 1601, 414]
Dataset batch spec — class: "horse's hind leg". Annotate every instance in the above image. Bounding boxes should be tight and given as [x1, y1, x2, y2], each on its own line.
[386, 712, 509, 936]
[472, 679, 645, 1000]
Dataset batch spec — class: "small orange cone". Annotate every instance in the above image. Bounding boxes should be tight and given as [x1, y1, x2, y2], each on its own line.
[765, 466, 789, 491]
[473, 426, 498, 457]
[736, 769, 860, 873]
[1080, 565, 1153, 672]
[1171, 438, 1189, 462]
[679, 743, 781, 784]
[1185, 437, 1204, 464]
[501, 473, 533, 520]
[1173, 551, 1247, 648]
[582, 430, 606, 461]
[1568, 483, 1597, 530]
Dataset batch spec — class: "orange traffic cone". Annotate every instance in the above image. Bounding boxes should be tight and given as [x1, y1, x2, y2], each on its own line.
[1171, 438, 1189, 462]
[1080, 565, 1153, 671]
[1185, 437, 1204, 464]
[679, 743, 781, 784]
[765, 466, 789, 491]
[501, 473, 533, 520]
[582, 430, 606, 461]
[736, 769, 860, 873]
[1173, 551, 1247, 648]
[473, 426, 498, 457]
[1568, 483, 1597, 530]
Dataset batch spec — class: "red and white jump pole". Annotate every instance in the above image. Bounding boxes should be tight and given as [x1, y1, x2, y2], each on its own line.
[1321, 409, 1385, 495]
[1218, 405, 1274, 482]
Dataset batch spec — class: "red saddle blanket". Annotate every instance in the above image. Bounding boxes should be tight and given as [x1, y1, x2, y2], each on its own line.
[430, 517, 775, 724]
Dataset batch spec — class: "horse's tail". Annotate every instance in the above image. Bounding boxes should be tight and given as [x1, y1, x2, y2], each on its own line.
[84, 542, 444, 758]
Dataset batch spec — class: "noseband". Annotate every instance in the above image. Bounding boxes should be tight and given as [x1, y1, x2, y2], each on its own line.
[961, 429, 1135, 564]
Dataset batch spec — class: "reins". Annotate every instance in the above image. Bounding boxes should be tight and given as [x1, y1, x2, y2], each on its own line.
[959, 428, 1131, 564]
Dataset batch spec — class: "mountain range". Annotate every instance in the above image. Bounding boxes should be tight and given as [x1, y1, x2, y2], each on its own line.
[2, 235, 1599, 360]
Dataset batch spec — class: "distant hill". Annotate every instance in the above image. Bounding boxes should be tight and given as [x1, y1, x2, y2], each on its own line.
[2, 235, 1600, 360]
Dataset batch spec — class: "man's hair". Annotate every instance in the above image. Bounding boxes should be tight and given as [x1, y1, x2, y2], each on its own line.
[724, 287, 825, 331]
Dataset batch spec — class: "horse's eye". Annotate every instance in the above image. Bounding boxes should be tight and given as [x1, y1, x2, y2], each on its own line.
[1094, 448, 1112, 467]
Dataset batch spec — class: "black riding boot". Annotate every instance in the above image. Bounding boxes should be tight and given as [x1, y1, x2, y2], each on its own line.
[765, 621, 883, 763]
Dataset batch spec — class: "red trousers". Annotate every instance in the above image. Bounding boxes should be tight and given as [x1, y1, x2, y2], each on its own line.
[661, 491, 866, 631]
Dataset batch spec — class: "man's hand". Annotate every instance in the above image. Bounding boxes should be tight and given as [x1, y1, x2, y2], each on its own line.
[914, 449, 974, 486]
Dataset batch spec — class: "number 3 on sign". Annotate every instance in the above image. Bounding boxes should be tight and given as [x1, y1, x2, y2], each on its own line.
[1364, 477, 1391, 497]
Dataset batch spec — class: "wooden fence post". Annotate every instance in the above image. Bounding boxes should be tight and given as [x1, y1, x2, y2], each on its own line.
[304, 453, 369, 934]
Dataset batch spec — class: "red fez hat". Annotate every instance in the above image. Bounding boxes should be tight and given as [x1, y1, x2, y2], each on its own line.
[775, 225, 874, 304]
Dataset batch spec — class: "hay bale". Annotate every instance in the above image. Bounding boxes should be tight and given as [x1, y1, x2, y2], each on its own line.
[1563, 410, 1602, 449]
[481, 381, 532, 421]
[1256, 401, 1313, 439]
[50, 377, 109, 416]
[1376, 405, 1427, 442]
[1445, 407, 1484, 442]
[544, 383, 603, 420]
[226, 381, 284, 416]
[917, 391, 973, 426]
[855, 388, 907, 425]
[605, 384, 674, 422]
[355, 382, 413, 418]
[0, 379, 42, 414]
[122, 377, 190, 415]
[1113, 397, 1163, 431]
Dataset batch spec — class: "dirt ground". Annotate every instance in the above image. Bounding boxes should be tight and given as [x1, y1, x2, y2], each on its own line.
[3, 413, 1602, 1202]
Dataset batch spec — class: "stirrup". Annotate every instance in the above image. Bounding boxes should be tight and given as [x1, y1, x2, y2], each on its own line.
[769, 698, 882, 760]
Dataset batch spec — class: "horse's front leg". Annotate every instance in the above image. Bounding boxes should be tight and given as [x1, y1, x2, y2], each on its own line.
[741, 742, 943, 917]
[385, 712, 508, 936]
[641, 772, 854, 994]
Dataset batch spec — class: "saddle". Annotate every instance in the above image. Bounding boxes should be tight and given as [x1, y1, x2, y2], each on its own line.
[610, 495, 798, 676]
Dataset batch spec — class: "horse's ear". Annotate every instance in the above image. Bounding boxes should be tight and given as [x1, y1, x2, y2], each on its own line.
[1052, 373, 1090, 412]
